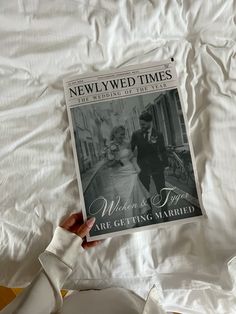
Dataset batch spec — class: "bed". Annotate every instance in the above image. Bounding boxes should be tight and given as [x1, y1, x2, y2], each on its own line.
[0, 1, 236, 313]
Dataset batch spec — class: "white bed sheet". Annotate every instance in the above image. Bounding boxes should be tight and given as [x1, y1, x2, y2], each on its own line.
[0, 1, 236, 313]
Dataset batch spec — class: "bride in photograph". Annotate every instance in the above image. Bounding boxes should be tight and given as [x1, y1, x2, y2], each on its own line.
[106, 125, 151, 221]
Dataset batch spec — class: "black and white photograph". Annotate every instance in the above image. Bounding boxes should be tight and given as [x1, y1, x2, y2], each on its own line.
[70, 88, 203, 239]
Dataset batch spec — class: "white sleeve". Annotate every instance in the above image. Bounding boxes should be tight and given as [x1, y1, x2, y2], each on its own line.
[1, 227, 84, 314]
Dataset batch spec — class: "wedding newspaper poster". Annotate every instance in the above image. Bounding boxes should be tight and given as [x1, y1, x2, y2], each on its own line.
[64, 59, 204, 241]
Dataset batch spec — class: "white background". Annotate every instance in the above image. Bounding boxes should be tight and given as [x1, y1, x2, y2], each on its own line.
[0, 1, 236, 313]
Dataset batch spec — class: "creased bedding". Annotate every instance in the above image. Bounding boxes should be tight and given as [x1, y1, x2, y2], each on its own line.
[0, 1, 236, 313]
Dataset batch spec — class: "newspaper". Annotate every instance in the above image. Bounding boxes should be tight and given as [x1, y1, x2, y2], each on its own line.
[63, 59, 204, 241]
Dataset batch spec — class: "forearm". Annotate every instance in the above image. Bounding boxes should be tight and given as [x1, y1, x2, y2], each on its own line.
[1, 264, 67, 314]
[1, 227, 83, 314]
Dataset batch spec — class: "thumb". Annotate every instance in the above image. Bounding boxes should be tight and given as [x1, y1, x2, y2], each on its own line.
[77, 217, 96, 238]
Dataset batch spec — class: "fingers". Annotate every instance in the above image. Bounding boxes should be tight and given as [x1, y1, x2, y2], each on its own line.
[76, 217, 96, 238]
[60, 212, 83, 230]
[82, 240, 102, 250]
[60, 213, 98, 246]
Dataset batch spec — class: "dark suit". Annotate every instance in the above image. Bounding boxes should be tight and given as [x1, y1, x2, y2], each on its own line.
[131, 128, 168, 196]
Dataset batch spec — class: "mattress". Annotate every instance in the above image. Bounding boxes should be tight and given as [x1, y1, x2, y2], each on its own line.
[0, 1, 236, 313]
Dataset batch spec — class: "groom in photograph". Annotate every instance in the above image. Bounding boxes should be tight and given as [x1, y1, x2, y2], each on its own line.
[131, 111, 168, 209]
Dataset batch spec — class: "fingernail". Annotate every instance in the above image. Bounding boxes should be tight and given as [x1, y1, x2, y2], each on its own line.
[86, 217, 96, 228]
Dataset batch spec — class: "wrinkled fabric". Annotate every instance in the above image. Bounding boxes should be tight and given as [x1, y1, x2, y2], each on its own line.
[0, 1, 236, 313]
[45, 226, 84, 269]
[1, 222, 166, 314]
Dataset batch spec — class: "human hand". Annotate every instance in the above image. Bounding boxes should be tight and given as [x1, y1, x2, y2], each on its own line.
[60, 212, 101, 249]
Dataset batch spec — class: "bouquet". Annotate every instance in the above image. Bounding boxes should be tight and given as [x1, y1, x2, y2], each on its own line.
[103, 141, 123, 167]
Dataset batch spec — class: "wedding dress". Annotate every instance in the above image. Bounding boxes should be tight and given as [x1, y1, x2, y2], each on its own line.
[110, 147, 150, 221]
